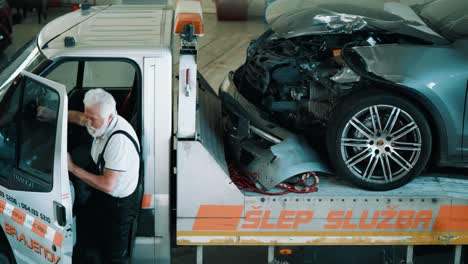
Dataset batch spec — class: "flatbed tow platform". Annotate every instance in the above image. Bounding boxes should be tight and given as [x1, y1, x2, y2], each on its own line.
[175, 77, 468, 248]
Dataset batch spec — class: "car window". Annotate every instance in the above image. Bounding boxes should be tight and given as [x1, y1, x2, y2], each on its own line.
[83, 61, 136, 89]
[0, 76, 59, 192]
[45, 61, 79, 93]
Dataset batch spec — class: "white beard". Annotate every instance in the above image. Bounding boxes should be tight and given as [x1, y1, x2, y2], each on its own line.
[87, 121, 109, 138]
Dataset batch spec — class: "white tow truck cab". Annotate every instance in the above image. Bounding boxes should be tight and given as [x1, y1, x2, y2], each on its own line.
[0, 2, 466, 264]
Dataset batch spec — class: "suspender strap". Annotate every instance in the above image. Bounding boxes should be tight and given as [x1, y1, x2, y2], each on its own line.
[101, 130, 141, 157]
[97, 130, 140, 175]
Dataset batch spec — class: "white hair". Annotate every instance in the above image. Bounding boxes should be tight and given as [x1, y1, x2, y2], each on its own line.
[83, 88, 116, 119]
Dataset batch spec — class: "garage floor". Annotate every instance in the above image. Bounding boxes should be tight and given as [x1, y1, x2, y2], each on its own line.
[0, 6, 463, 264]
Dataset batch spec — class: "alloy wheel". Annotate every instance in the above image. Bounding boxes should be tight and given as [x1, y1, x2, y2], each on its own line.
[340, 105, 422, 184]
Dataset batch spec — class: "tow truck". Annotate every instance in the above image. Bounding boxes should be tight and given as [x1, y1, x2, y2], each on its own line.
[0, 1, 466, 264]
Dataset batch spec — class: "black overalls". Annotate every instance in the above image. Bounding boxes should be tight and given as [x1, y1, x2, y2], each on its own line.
[73, 130, 142, 264]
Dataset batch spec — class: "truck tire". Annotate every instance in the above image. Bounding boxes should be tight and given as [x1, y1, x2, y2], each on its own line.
[326, 91, 432, 191]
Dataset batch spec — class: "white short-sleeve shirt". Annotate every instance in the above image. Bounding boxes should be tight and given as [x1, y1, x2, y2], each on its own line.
[90, 115, 140, 198]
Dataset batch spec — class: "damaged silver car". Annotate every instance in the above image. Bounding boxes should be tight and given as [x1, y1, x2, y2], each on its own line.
[221, 0, 468, 191]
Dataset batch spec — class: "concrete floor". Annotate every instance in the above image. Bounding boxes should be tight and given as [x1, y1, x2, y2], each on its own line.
[0, 6, 464, 264]
[0, 8, 68, 66]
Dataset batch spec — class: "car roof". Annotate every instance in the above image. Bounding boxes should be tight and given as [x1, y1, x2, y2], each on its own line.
[38, 5, 173, 59]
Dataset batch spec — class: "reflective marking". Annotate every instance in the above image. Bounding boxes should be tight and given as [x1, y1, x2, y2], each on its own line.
[193, 205, 244, 231]
[24, 214, 35, 230]
[32, 219, 47, 238]
[11, 208, 26, 226]
[141, 194, 153, 209]
[53, 232, 64, 248]
[433, 205, 468, 231]
[0, 198, 63, 247]
[0, 200, 5, 213]
[4, 203, 14, 217]
[45, 226, 56, 243]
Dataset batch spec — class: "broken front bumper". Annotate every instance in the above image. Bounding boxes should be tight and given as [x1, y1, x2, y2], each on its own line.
[219, 72, 331, 190]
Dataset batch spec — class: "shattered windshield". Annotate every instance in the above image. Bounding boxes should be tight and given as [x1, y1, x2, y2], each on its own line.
[265, 0, 451, 44]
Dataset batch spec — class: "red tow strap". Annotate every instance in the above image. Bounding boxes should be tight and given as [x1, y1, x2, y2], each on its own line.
[228, 163, 319, 196]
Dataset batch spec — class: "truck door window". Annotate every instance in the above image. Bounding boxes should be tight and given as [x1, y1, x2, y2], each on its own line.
[45, 61, 79, 93]
[0, 77, 59, 191]
[83, 61, 136, 89]
[0, 81, 20, 184]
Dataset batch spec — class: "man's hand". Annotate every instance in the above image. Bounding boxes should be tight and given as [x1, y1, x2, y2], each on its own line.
[66, 153, 119, 194]
[69, 111, 88, 127]
[36, 106, 56, 122]
[67, 153, 77, 175]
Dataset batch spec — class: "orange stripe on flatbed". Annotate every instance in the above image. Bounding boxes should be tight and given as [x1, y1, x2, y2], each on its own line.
[433, 205, 468, 231]
[177, 231, 468, 245]
[177, 231, 457, 237]
[193, 205, 244, 231]
[141, 194, 153, 209]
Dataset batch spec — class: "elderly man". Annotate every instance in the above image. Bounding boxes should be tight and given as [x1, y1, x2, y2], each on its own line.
[67, 88, 140, 264]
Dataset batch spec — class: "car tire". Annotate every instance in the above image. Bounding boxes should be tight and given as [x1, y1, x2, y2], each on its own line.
[326, 91, 432, 191]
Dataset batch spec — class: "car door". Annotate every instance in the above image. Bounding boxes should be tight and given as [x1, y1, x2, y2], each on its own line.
[0, 71, 73, 264]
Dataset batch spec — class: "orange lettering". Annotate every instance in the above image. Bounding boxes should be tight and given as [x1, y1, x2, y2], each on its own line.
[241, 210, 262, 229]
[17, 233, 32, 249]
[32, 239, 41, 254]
[377, 210, 397, 229]
[343, 211, 357, 229]
[277, 211, 295, 229]
[396, 210, 415, 229]
[260, 211, 276, 229]
[413, 210, 432, 229]
[325, 211, 344, 229]
[4, 222, 16, 236]
[292, 211, 313, 229]
[359, 211, 379, 229]
[44, 248, 54, 262]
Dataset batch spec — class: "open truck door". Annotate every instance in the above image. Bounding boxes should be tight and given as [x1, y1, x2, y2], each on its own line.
[0, 71, 73, 264]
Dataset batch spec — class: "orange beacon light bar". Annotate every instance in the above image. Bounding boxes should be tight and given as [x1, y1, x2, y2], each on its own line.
[174, 0, 204, 36]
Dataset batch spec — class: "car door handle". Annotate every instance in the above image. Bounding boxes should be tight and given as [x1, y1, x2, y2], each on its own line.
[54, 201, 66, 227]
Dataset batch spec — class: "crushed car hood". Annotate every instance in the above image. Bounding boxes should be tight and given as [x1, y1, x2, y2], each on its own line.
[266, 0, 449, 45]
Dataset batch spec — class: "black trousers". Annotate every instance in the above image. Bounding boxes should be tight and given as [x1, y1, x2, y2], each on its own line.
[71, 144, 141, 263]
[74, 189, 140, 264]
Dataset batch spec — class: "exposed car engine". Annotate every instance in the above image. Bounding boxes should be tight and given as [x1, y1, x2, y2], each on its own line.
[233, 30, 428, 132]
[233, 30, 361, 130]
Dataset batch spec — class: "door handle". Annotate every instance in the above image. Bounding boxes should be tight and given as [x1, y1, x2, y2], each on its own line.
[54, 201, 66, 227]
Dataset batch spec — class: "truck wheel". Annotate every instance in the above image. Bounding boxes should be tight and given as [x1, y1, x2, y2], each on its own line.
[326, 91, 432, 191]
